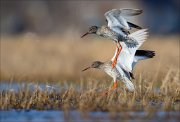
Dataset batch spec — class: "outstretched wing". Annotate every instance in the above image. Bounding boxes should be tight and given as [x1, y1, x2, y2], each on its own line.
[105, 8, 142, 33]
[112, 29, 148, 72]
[132, 50, 155, 69]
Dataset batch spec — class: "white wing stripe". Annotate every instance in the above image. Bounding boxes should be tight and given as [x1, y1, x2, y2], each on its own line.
[113, 29, 148, 72]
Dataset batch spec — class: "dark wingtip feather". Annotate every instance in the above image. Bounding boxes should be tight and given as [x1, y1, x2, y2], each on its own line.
[127, 22, 142, 29]
[129, 72, 135, 79]
[135, 50, 155, 58]
[135, 26, 142, 29]
[146, 51, 155, 58]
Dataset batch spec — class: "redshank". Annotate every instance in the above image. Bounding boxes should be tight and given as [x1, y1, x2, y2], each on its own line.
[82, 29, 153, 93]
[81, 8, 143, 68]
[82, 50, 155, 93]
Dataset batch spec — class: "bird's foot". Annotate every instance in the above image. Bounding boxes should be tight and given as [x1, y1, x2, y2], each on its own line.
[100, 82, 118, 96]
[99, 89, 109, 96]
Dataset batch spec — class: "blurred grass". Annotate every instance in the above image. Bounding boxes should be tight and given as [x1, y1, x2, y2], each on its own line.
[0, 72, 179, 112]
[0, 34, 179, 82]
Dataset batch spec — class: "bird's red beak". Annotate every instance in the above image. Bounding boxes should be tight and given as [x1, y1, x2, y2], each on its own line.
[81, 32, 89, 38]
[82, 66, 91, 71]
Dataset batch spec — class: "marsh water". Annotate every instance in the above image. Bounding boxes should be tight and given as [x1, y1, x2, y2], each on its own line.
[0, 82, 179, 122]
[1, 110, 179, 122]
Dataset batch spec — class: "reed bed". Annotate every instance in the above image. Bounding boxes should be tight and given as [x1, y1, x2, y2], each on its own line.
[1, 68, 179, 112]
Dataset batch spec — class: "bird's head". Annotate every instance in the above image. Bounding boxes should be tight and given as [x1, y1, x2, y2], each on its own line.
[82, 61, 103, 71]
[81, 26, 98, 38]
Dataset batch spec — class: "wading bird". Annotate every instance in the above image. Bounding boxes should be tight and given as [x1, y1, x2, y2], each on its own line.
[82, 29, 155, 93]
[81, 8, 143, 68]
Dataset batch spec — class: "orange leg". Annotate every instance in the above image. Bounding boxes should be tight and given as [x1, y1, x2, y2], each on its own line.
[112, 81, 118, 90]
[100, 81, 118, 96]
[112, 43, 122, 68]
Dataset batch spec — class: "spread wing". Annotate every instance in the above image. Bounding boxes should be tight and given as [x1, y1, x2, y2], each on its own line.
[132, 50, 155, 69]
[112, 29, 148, 72]
[105, 8, 143, 34]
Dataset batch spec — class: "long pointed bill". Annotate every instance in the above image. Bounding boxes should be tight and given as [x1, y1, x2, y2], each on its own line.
[81, 32, 89, 38]
[82, 66, 91, 72]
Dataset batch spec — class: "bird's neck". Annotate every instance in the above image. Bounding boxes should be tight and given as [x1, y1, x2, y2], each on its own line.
[96, 27, 101, 35]
[96, 25, 111, 36]
[99, 61, 111, 70]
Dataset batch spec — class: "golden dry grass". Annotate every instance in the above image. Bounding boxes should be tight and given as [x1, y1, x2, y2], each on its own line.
[0, 73, 179, 112]
[0, 34, 179, 82]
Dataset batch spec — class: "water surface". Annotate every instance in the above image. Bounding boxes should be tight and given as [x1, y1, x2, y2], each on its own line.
[1, 110, 179, 122]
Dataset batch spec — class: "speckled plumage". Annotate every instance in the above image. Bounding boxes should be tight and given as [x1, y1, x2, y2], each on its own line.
[85, 50, 155, 92]
[81, 9, 144, 47]
[99, 61, 122, 81]
[96, 25, 120, 42]
[96, 61, 135, 92]
[96, 25, 142, 48]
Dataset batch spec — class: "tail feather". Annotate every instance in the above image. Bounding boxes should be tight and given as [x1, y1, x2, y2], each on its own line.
[123, 77, 135, 92]
[129, 72, 135, 79]
[135, 50, 155, 60]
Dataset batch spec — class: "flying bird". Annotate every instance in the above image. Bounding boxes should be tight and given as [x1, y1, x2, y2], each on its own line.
[81, 8, 143, 68]
[82, 29, 154, 93]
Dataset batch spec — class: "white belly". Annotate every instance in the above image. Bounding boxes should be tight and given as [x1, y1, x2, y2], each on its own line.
[104, 67, 119, 81]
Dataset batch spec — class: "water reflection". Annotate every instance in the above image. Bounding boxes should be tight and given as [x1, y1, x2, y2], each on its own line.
[1, 110, 179, 122]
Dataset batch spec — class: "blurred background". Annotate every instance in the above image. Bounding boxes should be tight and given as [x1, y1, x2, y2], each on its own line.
[1, 0, 180, 35]
[0, 0, 179, 81]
